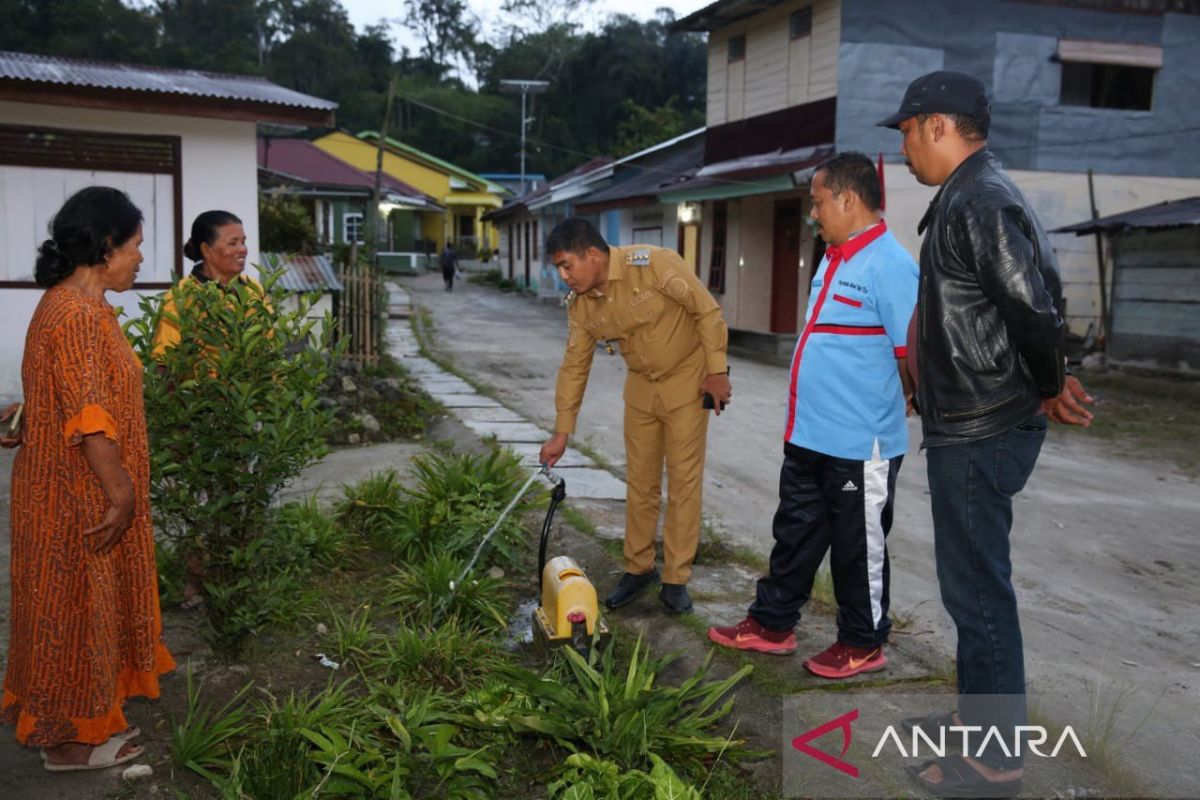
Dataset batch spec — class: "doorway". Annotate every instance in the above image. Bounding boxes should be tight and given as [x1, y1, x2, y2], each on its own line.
[770, 199, 804, 333]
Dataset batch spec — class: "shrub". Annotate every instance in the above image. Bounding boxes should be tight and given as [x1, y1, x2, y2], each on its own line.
[335, 469, 409, 541]
[384, 552, 509, 633]
[126, 270, 338, 656]
[470, 635, 758, 775]
[258, 191, 317, 254]
[269, 496, 350, 568]
[398, 448, 533, 563]
[169, 663, 252, 784]
[370, 619, 508, 694]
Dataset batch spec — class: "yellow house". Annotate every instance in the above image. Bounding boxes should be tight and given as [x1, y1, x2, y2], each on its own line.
[313, 130, 506, 258]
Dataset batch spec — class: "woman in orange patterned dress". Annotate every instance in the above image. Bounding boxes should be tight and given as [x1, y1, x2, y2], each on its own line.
[1, 186, 174, 771]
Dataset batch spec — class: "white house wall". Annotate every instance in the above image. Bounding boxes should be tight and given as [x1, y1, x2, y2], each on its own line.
[0, 100, 260, 399]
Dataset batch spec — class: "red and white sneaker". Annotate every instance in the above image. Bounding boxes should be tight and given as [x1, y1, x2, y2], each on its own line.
[707, 617, 797, 655]
[803, 642, 887, 679]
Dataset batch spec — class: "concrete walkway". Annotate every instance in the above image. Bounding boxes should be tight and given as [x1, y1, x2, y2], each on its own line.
[403, 271, 1200, 797]
[386, 281, 625, 501]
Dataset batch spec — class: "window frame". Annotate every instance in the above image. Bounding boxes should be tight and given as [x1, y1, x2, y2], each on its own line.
[789, 7, 812, 41]
[727, 34, 746, 63]
[343, 212, 365, 245]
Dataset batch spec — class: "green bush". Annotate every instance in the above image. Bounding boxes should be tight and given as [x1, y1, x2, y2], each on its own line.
[169, 663, 252, 784]
[399, 448, 533, 563]
[270, 496, 351, 568]
[258, 191, 317, 254]
[335, 469, 409, 541]
[549, 752, 701, 799]
[385, 553, 509, 633]
[197, 681, 499, 799]
[470, 635, 757, 776]
[126, 270, 339, 656]
[371, 619, 508, 694]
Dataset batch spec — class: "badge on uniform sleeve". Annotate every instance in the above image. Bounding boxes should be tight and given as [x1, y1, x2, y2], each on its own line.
[625, 249, 651, 267]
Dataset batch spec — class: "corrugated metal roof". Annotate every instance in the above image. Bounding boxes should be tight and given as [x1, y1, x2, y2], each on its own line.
[668, 0, 781, 32]
[263, 253, 344, 292]
[575, 136, 705, 210]
[257, 139, 440, 207]
[0, 50, 336, 112]
[1053, 197, 1200, 234]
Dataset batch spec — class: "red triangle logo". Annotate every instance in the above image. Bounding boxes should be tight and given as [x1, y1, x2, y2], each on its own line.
[791, 708, 859, 778]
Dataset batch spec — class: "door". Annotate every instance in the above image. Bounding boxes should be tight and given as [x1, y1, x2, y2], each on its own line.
[523, 221, 531, 287]
[770, 199, 804, 334]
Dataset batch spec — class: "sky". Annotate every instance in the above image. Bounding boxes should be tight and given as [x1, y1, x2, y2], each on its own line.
[338, 0, 712, 54]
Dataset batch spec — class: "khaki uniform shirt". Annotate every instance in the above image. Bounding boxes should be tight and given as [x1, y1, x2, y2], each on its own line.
[554, 245, 729, 434]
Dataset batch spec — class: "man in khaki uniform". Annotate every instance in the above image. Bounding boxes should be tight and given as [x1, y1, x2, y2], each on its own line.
[539, 218, 732, 613]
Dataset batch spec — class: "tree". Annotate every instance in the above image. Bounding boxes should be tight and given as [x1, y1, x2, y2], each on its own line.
[403, 0, 479, 76]
[0, 0, 160, 64]
[615, 97, 696, 157]
[156, 0, 263, 73]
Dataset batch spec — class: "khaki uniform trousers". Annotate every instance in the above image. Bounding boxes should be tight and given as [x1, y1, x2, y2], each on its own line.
[622, 393, 709, 585]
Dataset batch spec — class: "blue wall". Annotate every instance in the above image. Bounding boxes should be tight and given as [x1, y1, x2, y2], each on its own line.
[836, 0, 1200, 177]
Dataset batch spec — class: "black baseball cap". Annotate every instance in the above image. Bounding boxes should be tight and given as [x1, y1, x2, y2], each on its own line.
[876, 70, 991, 130]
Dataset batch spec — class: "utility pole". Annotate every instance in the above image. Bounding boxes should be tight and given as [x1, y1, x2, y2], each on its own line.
[369, 76, 397, 259]
[499, 79, 549, 194]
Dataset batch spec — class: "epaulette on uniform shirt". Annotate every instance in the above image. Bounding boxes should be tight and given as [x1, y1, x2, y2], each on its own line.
[625, 248, 652, 267]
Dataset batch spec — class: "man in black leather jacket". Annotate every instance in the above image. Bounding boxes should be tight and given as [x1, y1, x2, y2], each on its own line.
[879, 71, 1093, 797]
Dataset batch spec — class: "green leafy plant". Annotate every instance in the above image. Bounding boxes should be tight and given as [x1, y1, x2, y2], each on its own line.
[269, 497, 349, 568]
[326, 603, 378, 667]
[396, 448, 534, 563]
[369, 618, 508, 693]
[127, 270, 340, 656]
[258, 191, 317, 254]
[335, 469, 410, 541]
[169, 663, 252, 784]
[549, 752, 702, 800]
[471, 634, 758, 775]
[384, 552, 509, 632]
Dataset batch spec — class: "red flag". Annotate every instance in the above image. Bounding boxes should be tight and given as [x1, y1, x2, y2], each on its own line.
[877, 151, 887, 212]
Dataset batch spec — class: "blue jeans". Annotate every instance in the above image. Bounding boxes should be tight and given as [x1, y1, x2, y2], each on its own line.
[926, 415, 1048, 770]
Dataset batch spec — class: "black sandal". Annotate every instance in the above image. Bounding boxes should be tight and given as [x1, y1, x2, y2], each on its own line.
[906, 755, 1023, 798]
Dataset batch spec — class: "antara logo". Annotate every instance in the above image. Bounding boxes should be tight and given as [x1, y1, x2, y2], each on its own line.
[791, 710, 1088, 778]
[792, 710, 859, 778]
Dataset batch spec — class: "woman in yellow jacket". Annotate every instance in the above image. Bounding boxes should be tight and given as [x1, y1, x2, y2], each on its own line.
[153, 210, 261, 357]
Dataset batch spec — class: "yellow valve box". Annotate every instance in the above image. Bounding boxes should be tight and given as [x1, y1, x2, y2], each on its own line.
[533, 555, 608, 642]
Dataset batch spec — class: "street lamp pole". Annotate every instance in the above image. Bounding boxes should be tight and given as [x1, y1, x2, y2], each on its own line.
[499, 79, 549, 194]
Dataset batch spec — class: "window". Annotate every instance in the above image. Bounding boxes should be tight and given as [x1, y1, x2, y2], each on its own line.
[789, 7, 812, 40]
[0, 123, 182, 285]
[1057, 40, 1160, 111]
[343, 212, 364, 244]
[707, 201, 728, 294]
[1060, 62, 1155, 110]
[633, 227, 664, 248]
[727, 34, 745, 63]
[320, 201, 334, 245]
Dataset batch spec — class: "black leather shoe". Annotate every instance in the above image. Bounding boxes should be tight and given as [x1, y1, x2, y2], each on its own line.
[605, 569, 660, 609]
[659, 583, 693, 614]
